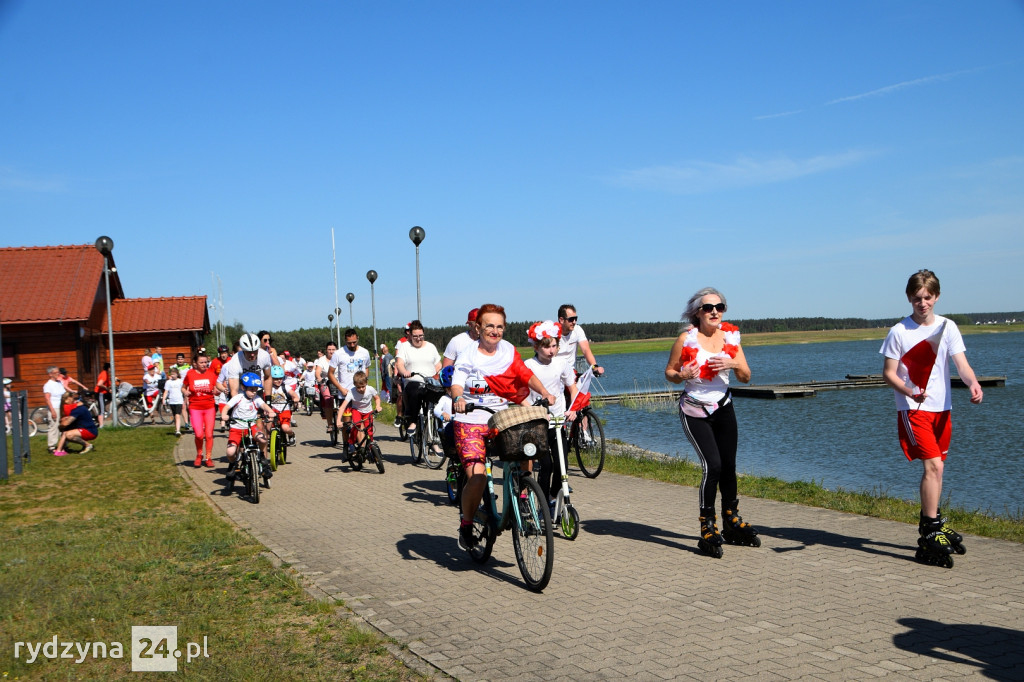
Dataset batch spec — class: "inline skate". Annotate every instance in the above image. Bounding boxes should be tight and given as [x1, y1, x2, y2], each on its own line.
[721, 499, 761, 547]
[915, 514, 954, 568]
[934, 509, 966, 555]
[697, 508, 724, 558]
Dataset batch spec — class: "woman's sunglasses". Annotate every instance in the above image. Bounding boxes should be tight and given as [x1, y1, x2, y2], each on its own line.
[701, 303, 727, 313]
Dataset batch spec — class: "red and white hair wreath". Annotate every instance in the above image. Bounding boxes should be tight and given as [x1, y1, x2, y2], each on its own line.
[527, 320, 561, 345]
[679, 322, 741, 380]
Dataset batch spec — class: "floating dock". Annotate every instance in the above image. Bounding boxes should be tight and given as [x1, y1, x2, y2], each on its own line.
[596, 375, 1005, 402]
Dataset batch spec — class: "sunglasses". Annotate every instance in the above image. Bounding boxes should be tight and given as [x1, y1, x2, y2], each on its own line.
[562, 316, 578, 323]
[700, 303, 727, 313]
[410, 335, 425, 340]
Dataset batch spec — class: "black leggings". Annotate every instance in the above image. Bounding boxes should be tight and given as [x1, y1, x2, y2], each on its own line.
[680, 400, 738, 511]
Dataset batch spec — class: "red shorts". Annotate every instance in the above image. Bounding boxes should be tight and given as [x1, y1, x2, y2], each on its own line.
[347, 409, 374, 443]
[274, 409, 292, 425]
[80, 429, 97, 441]
[897, 410, 951, 461]
[228, 426, 264, 446]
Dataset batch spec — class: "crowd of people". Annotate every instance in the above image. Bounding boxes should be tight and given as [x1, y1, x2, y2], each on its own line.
[27, 269, 983, 564]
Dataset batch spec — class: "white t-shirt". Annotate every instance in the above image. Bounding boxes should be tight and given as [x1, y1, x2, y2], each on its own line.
[282, 359, 298, 378]
[880, 315, 966, 412]
[301, 369, 317, 388]
[443, 331, 475, 362]
[143, 373, 162, 397]
[163, 378, 184, 405]
[525, 357, 575, 417]
[397, 342, 441, 383]
[219, 349, 274, 387]
[330, 345, 371, 391]
[341, 385, 378, 413]
[556, 325, 589, 366]
[452, 340, 521, 425]
[266, 383, 294, 412]
[224, 393, 267, 428]
[43, 378, 65, 411]
[314, 355, 331, 382]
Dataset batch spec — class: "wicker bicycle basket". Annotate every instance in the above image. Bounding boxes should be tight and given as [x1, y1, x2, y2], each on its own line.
[487, 405, 550, 461]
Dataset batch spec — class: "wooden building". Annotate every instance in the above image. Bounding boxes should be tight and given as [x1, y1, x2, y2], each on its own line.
[0, 244, 209, 408]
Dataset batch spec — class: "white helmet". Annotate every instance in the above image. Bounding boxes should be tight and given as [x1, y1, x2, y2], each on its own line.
[239, 333, 261, 352]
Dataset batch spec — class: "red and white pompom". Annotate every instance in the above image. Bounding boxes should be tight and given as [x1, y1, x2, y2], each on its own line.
[527, 320, 561, 344]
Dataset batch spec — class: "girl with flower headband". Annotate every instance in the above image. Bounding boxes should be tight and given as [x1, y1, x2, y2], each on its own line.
[526, 320, 580, 504]
[665, 286, 758, 558]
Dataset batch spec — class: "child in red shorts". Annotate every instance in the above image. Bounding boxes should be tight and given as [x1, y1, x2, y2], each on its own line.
[880, 269, 983, 564]
[338, 371, 381, 452]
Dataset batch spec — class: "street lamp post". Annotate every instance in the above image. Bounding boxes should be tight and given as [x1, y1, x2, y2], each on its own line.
[346, 292, 354, 327]
[366, 270, 379, 391]
[408, 226, 425, 321]
[94, 236, 118, 427]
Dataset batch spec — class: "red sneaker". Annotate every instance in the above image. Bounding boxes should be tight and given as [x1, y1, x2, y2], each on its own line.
[194, 455, 203, 467]
[204, 459, 214, 467]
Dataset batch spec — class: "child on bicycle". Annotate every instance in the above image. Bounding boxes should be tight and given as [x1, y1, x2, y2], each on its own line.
[220, 372, 277, 489]
[266, 365, 302, 446]
[433, 366, 457, 460]
[143, 364, 161, 411]
[525, 321, 579, 504]
[338, 371, 381, 452]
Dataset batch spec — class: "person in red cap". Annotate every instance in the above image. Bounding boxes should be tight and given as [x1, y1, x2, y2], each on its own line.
[442, 308, 480, 369]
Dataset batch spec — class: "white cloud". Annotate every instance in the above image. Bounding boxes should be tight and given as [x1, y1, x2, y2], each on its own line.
[612, 151, 875, 195]
[0, 167, 67, 193]
[826, 68, 976, 105]
[753, 109, 804, 121]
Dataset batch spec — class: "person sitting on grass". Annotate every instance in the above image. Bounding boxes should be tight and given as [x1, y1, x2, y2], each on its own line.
[54, 391, 99, 456]
[338, 370, 382, 455]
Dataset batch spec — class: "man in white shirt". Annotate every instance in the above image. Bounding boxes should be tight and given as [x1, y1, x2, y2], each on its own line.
[217, 333, 274, 398]
[328, 329, 371, 401]
[43, 366, 66, 452]
[442, 307, 480, 369]
[556, 304, 604, 376]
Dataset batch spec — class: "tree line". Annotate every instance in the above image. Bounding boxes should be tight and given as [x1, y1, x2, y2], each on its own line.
[205, 311, 1019, 359]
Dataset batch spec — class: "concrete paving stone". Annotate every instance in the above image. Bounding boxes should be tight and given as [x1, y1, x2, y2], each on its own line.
[174, 417, 1024, 680]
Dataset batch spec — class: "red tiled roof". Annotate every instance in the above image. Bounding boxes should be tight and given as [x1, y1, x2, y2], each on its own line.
[0, 244, 123, 324]
[103, 296, 210, 334]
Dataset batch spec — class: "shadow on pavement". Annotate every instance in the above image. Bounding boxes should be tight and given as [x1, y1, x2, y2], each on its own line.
[402, 477, 452, 507]
[756, 525, 914, 561]
[893, 617, 1024, 681]
[581, 518, 703, 555]
[396, 532, 526, 590]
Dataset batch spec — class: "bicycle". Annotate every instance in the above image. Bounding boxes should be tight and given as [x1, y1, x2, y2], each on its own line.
[460, 403, 555, 592]
[302, 385, 317, 416]
[31, 389, 102, 431]
[566, 405, 605, 478]
[346, 411, 385, 474]
[267, 409, 291, 472]
[5, 418, 38, 438]
[116, 385, 172, 427]
[549, 412, 580, 540]
[232, 419, 270, 504]
[406, 373, 446, 468]
[320, 382, 346, 448]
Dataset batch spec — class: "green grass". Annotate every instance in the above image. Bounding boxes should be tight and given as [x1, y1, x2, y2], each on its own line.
[602, 440, 1024, 543]
[1, 429, 420, 681]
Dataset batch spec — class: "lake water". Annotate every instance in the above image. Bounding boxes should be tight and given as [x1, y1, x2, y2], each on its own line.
[588, 332, 1024, 515]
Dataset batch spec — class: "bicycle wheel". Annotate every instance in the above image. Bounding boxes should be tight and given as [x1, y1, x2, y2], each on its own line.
[119, 399, 145, 427]
[268, 431, 279, 471]
[408, 418, 422, 464]
[510, 473, 554, 591]
[349, 443, 364, 471]
[446, 460, 461, 505]
[371, 442, 385, 474]
[30, 406, 51, 428]
[574, 408, 605, 478]
[561, 505, 580, 541]
[155, 400, 173, 425]
[241, 449, 254, 498]
[423, 416, 445, 469]
[26, 419, 38, 438]
[249, 449, 261, 504]
[468, 507, 496, 564]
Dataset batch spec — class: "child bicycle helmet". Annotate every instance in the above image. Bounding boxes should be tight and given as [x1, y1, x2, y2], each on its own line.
[239, 333, 261, 352]
[270, 365, 285, 379]
[240, 372, 263, 389]
[440, 365, 455, 388]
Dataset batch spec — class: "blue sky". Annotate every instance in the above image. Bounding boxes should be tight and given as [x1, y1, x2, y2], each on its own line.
[2, 1, 1022, 333]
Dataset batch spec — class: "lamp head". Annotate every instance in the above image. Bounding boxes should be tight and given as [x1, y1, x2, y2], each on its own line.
[366, 269, 377, 283]
[346, 292, 354, 303]
[94, 236, 114, 256]
[408, 226, 425, 246]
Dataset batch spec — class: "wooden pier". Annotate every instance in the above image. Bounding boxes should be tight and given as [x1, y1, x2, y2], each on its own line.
[595, 375, 1005, 402]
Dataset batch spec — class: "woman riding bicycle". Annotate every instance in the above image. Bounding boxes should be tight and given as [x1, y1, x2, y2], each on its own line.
[450, 304, 556, 551]
[395, 320, 442, 438]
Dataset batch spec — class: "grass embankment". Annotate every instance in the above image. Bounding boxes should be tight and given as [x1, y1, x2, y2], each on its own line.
[1, 429, 419, 681]
[601, 441, 1024, 543]
[566, 322, 1024, 357]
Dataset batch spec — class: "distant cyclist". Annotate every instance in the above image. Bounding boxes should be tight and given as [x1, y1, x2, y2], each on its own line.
[556, 304, 603, 376]
[266, 365, 301, 446]
[395, 320, 442, 438]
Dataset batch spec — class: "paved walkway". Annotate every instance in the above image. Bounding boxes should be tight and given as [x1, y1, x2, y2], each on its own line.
[175, 412, 1024, 681]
